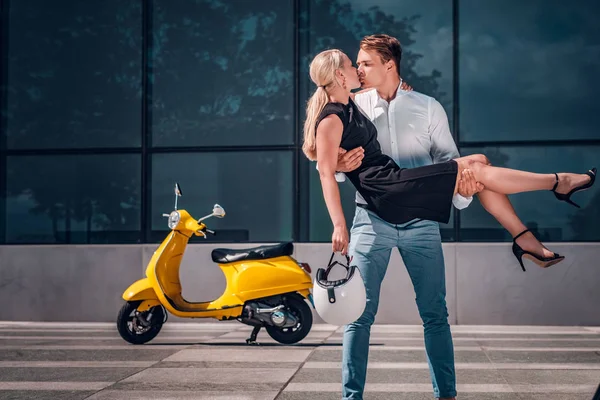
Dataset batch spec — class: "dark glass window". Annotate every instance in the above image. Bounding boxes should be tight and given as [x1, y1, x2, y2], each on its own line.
[5, 0, 142, 149]
[150, 0, 294, 147]
[459, 0, 600, 142]
[2, 1, 598, 245]
[151, 151, 294, 242]
[6, 155, 141, 243]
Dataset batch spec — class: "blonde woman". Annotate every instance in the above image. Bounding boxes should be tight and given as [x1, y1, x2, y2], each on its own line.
[303, 49, 595, 271]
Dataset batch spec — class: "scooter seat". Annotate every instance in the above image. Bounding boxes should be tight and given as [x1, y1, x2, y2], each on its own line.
[211, 242, 294, 264]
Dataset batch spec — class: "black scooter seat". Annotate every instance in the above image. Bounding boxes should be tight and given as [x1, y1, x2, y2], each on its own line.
[211, 242, 294, 264]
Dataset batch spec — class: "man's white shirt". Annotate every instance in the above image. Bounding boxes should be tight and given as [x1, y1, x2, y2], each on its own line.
[333, 84, 472, 210]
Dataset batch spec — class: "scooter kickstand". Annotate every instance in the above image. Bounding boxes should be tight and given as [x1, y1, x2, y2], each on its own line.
[246, 325, 261, 345]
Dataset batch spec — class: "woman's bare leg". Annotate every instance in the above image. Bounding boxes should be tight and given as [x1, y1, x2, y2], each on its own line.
[453, 154, 592, 195]
[477, 188, 556, 258]
[455, 155, 559, 258]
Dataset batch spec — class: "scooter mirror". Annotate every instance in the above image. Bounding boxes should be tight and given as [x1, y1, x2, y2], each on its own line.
[173, 183, 183, 210]
[198, 204, 226, 223]
[213, 204, 226, 218]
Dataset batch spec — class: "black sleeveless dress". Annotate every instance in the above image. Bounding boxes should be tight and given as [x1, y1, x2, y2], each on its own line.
[316, 99, 458, 225]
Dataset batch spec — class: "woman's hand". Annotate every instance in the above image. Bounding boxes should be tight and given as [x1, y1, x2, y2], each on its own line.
[332, 225, 349, 255]
[400, 80, 413, 91]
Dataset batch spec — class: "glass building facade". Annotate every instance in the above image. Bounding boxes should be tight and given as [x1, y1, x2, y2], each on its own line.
[1, 0, 599, 245]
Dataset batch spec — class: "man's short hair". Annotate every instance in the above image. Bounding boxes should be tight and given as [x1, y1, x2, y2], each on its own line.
[360, 34, 402, 76]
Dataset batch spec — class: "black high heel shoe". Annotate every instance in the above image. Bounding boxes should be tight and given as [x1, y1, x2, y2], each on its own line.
[512, 229, 565, 272]
[552, 167, 596, 208]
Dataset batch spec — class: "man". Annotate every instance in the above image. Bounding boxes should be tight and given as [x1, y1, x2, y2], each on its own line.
[333, 34, 482, 400]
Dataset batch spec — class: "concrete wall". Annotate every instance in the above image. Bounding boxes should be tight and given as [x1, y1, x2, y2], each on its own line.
[0, 242, 599, 325]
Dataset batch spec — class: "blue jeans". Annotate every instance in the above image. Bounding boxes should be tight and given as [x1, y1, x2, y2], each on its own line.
[342, 207, 456, 399]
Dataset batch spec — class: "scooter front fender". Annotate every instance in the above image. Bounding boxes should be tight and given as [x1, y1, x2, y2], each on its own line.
[123, 278, 158, 302]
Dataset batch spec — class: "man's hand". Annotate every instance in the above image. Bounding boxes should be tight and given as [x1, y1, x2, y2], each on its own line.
[400, 80, 413, 91]
[457, 168, 484, 197]
[336, 147, 364, 173]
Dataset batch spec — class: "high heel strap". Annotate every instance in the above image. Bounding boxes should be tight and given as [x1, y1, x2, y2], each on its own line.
[513, 229, 531, 242]
[587, 168, 597, 180]
[551, 173, 559, 192]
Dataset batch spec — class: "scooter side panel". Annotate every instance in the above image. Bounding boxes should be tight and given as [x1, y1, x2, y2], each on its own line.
[228, 256, 313, 302]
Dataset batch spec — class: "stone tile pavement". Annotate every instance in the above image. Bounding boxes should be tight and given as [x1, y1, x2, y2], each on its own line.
[0, 322, 599, 399]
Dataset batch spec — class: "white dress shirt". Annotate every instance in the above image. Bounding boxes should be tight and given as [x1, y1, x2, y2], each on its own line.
[341, 83, 472, 210]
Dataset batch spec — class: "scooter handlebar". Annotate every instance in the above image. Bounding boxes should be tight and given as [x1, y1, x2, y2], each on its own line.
[196, 225, 216, 238]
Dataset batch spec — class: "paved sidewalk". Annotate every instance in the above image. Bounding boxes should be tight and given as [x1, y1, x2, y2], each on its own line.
[0, 322, 599, 399]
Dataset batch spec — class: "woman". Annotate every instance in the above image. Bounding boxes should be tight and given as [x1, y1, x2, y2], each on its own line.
[303, 49, 596, 271]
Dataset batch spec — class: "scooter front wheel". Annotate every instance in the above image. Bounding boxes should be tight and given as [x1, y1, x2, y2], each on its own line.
[265, 294, 313, 345]
[117, 301, 165, 345]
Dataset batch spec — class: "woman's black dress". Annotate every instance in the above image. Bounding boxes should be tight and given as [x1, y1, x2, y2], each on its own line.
[316, 99, 458, 225]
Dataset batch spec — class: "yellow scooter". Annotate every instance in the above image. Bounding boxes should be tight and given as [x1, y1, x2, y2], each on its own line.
[117, 184, 314, 345]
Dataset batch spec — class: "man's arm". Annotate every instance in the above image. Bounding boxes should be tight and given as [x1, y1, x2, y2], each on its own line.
[428, 98, 481, 209]
[315, 146, 365, 183]
[429, 99, 459, 163]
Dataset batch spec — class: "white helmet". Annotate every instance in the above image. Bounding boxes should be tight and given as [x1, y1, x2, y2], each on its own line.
[313, 253, 367, 326]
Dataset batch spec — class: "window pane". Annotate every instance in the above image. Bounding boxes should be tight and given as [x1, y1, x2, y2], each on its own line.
[6, 155, 141, 244]
[151, 0, 294, 147]
[306, 0, 453, 124]
[459, 146, 600, 241]
[308, 167, 455, 242]
[6, 0, 142, 149]
[459, 0, 600, 142]
[151, 152, 293, 242]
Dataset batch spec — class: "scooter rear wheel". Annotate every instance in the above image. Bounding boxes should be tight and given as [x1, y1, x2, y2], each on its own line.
[117, 301, 165, 345]
[265, 294, 312, 345]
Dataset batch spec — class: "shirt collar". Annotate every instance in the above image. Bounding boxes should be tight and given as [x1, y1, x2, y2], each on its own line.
[374, 78, 405, 108]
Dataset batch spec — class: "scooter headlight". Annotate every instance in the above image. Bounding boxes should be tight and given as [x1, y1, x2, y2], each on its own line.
[167, 211, 180, 230]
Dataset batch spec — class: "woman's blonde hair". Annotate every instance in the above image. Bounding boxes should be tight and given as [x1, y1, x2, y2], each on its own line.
[302, 49, 346, 161]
